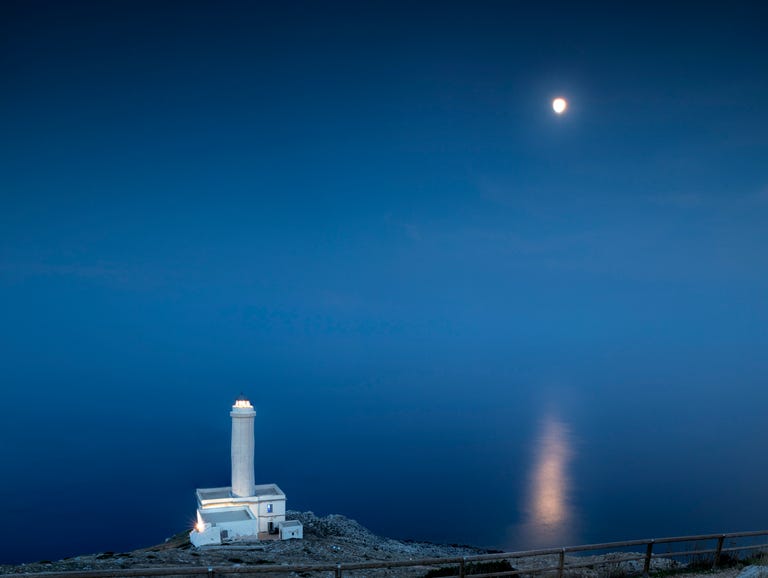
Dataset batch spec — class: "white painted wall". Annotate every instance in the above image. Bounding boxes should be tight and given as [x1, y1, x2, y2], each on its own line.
[190, 526, 222, 547]
[254, 497, 286, 533]
[256, 497, 286, 518]
[278, 521, 303, 540]
[219, 518, 259, 540]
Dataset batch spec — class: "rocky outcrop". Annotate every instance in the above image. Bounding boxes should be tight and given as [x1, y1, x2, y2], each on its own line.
[0, 511, 718, 578]
[738, 567, 768, 578]
[0, 511, 488, 575]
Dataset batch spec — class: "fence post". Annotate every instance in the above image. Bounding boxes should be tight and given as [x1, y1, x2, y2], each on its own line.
[459, 556, 466, 578]
[713, 535, 725, 569]
[335, 562, 343, 578]
[207, 567, 214, 578]
[558, 548, 566, 578]
[643, 540, 654, 578]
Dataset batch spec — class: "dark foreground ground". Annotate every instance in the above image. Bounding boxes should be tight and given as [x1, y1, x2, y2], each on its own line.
[0, 512, 489, 575]
[2, 511, 752, 578]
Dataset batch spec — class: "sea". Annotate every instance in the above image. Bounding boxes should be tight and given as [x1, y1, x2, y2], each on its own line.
[2, 366, 767, 564]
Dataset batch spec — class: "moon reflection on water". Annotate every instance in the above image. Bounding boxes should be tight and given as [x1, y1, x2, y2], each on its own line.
[511, 413, 577, 549]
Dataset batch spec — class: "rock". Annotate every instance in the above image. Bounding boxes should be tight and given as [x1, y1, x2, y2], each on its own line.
[738, 566, 768, 578]
[0, 512, 695, 578]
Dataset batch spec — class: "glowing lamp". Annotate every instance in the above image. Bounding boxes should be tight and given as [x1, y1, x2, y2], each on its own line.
[233, 397, 253, 409]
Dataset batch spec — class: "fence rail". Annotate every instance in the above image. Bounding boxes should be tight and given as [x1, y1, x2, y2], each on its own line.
[4, 529, 767, 578]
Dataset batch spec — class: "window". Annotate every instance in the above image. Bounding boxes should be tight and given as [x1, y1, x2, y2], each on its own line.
[267, 503, 273, 513]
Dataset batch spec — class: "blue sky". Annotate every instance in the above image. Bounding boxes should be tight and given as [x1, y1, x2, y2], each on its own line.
[1, 0, 767, 563]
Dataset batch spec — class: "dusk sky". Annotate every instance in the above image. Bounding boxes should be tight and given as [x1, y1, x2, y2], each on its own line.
[2, 0, 768, 564]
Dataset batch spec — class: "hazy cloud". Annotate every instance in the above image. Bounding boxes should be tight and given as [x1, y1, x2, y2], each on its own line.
[0, 261, 171, 291]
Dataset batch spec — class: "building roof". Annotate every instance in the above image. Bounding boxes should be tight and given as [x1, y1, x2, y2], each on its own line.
[197, 487, 231, 500]
[200, 508, 254, 524]
[253, 483, 285, 497]
[197, 484, 286, 504]
[279, 520, 302, 528]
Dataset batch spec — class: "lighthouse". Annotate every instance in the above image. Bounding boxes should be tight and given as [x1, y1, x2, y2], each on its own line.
[231, 395, 256, 497]
[189, 395, 302, 546]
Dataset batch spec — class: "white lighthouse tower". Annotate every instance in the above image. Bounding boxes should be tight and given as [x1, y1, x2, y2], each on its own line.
[189, 395, 302, 546]
[230, 395, 256, 498]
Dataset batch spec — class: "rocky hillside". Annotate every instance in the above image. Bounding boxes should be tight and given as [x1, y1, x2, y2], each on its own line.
[0, 511, 682, 577]
[0, 511, 489, 575]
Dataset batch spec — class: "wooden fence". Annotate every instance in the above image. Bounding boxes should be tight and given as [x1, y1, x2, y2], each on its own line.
[3, 529, 767, 578]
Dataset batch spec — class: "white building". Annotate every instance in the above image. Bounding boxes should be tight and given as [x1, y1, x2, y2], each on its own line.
[278, 519, 303, 540]
[190, 395, 302, 546]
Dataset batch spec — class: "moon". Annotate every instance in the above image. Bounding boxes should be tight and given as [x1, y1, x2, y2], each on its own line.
[552, 97, 567, 114]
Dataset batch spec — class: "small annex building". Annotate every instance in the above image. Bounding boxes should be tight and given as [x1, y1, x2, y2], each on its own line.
[190, 396, 302, 546]
[278, 520, 303, 540]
